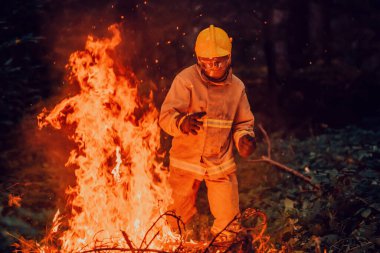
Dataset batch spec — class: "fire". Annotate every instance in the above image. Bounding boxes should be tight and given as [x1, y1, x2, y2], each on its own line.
[8, 194, 22, 208]
[36, 24, 176, 252]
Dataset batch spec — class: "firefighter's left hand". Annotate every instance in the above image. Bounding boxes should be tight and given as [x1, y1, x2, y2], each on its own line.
[238, 135, 256, 158]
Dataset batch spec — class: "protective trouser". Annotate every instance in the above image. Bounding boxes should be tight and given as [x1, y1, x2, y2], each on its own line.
[167, 167, 240, 234]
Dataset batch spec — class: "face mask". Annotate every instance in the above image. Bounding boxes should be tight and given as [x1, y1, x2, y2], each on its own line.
[197, 55, 230, 70]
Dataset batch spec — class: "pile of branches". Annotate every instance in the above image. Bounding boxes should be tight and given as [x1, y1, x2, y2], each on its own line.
[76, 208, 276, 253]
[13, 208, 278, 253]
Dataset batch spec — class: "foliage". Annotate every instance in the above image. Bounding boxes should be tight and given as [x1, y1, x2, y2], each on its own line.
[233, 126, 380, 252]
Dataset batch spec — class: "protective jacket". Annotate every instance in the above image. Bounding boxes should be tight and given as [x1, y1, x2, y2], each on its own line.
[159, 64, 254, 180]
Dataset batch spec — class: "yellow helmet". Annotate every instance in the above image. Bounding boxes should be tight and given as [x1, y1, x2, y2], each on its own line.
[195, 25, 232, 58]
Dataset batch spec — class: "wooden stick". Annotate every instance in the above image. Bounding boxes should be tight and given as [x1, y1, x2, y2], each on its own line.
[121, 230, 136, 253]
[138, 211, 184, 251]
[249, 124, 320, 190]
[79, 247, 168, 253]
[257, 123, 271, 159]
[248, 156, 320, 190]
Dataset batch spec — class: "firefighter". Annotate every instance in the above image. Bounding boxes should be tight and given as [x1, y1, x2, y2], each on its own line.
[159, 25, 256, 241]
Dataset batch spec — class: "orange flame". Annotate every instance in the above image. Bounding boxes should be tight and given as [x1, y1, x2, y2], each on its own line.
[8, 194, 22, 208]
[37, 24, 175, 252]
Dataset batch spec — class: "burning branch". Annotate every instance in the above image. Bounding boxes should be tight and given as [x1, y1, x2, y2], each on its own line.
[203, 208, 274, 253]
[77, 211, 185, 253]
[138, 211, 185, 251]
[121, 230, 137, 253]
[248, 124, 320, 190]
[79, 247, 169, 253]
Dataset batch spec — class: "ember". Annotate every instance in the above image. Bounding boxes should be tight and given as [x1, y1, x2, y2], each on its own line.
[8, 194, 22, 208]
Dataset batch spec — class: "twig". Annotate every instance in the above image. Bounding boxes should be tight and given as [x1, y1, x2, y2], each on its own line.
[121, 230, 136, 253]
[354, 196, 369, 206]
[347, 242, 373, 252]
[222, 210, 268, 253]
[5, 182, 33, 190]
[203, 208, 270, 253]
[249, 124, 320, 190]
[249, 156, 320, 190]
[138, 211, 184, 251]
[79, 247, 169, 253]
[246, 210, 267, 243]
[258, 124, 271, 159]
[144, 231, 160, 251]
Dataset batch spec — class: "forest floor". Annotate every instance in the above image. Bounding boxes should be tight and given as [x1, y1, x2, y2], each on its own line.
[196, 125, 380, 252]
[1, 124, 379, 252]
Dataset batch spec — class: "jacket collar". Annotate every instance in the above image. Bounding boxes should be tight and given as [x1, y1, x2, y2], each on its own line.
[195, 64, 233, 86]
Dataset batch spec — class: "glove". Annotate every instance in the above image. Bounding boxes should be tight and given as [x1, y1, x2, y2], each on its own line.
[238, 134, 256, 158]
[178, 112, 206, 135]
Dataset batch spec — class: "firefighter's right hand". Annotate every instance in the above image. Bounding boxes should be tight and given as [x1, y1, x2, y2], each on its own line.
[179, 112, 206, 135]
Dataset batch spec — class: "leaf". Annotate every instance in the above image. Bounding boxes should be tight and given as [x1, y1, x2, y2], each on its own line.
[361, 208, 371, 218]
[284, 198, 295, 212]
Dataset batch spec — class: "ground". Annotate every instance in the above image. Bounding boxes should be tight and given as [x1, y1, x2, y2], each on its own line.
[1, 124, 379, 252]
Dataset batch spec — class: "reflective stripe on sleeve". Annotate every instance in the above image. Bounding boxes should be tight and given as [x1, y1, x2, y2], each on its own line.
[205, 118, 233, 129]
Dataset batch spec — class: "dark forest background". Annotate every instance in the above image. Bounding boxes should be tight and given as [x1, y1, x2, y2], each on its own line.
[1, 0, 380, 137]
[0, 0, 380, 252]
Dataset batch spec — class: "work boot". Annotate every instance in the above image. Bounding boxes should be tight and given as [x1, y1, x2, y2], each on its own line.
[211, 230, 236, 243]
[183, 213, 201, 241]
[210, 220, 241, 243]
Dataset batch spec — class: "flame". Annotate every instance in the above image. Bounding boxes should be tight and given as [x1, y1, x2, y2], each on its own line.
[8, 194, 22, 208]
[37, 24, 175, 251]
[51, 210, 62, 234]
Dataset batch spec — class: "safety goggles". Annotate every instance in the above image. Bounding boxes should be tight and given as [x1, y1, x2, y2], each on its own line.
[197, 55, 230, 69]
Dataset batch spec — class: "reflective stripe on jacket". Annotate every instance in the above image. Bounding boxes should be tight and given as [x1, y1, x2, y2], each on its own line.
[159, 64, 254, 179]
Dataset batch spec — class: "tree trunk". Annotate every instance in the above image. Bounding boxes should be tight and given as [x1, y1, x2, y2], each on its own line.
[309, 0, 332, 65]
[288, 0, 309, 69]
[263, 1, 290, 88]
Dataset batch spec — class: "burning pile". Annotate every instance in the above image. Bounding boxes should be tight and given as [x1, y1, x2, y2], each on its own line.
[35, 24, 176, 252]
